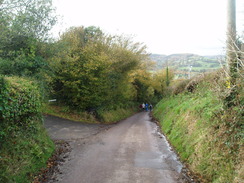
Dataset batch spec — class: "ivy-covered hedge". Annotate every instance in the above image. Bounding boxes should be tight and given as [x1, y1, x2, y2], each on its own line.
[0, 76, 42, 125]
[0, 76, 54, 182]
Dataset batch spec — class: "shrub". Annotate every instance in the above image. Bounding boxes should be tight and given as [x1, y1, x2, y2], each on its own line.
[0, 76, 54, 182]
[0, 76, 42, 125]
[172, 79, 190, 95]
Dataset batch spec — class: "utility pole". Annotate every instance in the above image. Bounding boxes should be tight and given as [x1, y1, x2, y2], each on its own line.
[225, 0, 238, 107]
[226, 0, 237, 80]
[188, 66, 192, 79]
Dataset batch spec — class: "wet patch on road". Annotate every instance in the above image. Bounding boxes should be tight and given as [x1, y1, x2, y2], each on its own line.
[149, 113, 198, 183]
[135, 151, 176, 170]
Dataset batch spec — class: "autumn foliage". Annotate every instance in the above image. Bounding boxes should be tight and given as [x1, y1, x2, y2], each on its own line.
[48, 26, 169, 111]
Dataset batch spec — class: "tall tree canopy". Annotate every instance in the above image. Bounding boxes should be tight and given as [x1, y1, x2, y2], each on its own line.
[0, 0, 173, 112]
[0, 0, 56, 41]
[50, 26, 150, 110]
[0, 0, 57, 77]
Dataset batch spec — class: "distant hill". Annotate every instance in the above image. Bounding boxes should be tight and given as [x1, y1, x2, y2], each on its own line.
[150, 53, 225, 79]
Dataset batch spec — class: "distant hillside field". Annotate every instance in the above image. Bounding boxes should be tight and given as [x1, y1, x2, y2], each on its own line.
[150, 54, 225, 78]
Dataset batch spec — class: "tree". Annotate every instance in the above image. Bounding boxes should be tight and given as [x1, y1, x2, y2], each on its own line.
[0, 0, 57, 41]
[0, 0, 57, 77]
[131, 69, 152, 103]
[51, 26, 149, 110]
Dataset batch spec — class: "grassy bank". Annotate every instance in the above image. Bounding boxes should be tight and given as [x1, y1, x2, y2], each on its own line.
[0, 77, 55, 182]
[153, 73, 243, 183]
[97, 107, 137, 123]
[43, 104, 99, 123]
[0, 119, 55, 182]
[43, 103, 138, 124]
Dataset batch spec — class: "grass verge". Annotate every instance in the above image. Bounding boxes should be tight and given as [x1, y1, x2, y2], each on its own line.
[42, 103, 99, 123]
[0, 118, 55, 183]
[153, 79, 243, 183]
[43, 103, 138, 124]
[97, 107, 137, 123]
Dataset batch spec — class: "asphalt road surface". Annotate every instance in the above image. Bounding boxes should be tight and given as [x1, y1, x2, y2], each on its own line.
[44, 112, 186, 183]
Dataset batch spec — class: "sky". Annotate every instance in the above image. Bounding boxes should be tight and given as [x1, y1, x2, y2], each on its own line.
[52, 0, 244, 56]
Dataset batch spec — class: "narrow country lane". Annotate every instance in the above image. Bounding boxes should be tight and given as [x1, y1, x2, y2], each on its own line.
[44, 112, 185, 183]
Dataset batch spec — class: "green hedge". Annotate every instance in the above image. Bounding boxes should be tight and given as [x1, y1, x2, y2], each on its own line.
[0, 76, 54, 182]
[0, 76, 42, 125]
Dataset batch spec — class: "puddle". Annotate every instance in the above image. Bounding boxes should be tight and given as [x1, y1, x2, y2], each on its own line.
[148, 123, 197, 183]
[135, 151, 175, 170]
[155, 125, 183, 173]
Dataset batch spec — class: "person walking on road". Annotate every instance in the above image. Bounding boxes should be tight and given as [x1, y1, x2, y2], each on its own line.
[142, 103, 145, 111]
[149, 104, 153, 111]
[145, 103, 149, 111]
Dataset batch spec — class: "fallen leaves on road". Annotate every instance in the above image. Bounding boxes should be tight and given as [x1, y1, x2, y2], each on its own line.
[32, 140, 71, 183]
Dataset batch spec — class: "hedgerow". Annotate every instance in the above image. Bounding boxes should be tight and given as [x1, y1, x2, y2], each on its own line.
[0, 76, 54, 183]
[0, 76, 42, 124]
[153, 72, 243, 183]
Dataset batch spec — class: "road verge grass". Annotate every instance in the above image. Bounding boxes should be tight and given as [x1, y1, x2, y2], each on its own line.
[153, 74, 243, 183]
[0, 120, 55, 182]
[43, 103, 138, 124]
[43, 104, 99, 123]
[97, 107, 137, 123]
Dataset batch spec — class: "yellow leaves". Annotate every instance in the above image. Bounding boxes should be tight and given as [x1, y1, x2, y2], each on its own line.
[60, 26, 86, 48]
[225, 78, 231, 89]
[147, 86, 155, 98]
[52, 26, 153, 108]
